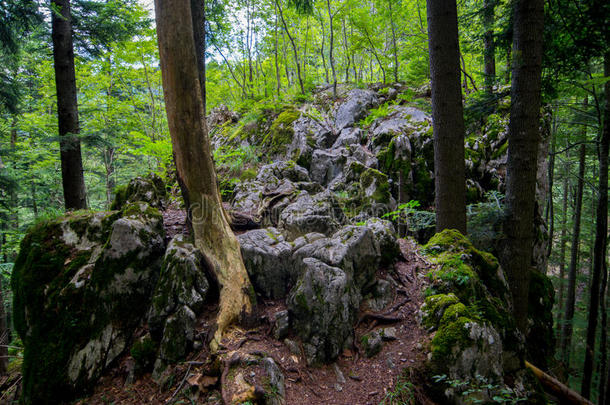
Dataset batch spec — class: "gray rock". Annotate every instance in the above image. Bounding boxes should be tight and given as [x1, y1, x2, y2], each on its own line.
[287, 258, 360, 365]
[289, 116, 334, 168]
[310, 148, 349, 186]
[332, 127, 362, 148]
[12, 203, 166, 403]
[273, 310, 290, 340]
[364, 279, 395, 312]
[293, 225, 381, 291]
[350, 144, 378, 169]
[157, 305, 196, 365]
[363, 218, 401, 266]
[148, 235, 210, 339]
[361, 331, 383, 357]
[221, 353, 286, 405]
[238, 228, 295, 299]
[257, 160, 310, 184]
[335, 89, 379, 130]
[381, 327, 398, 341]
[279, 191, 346, 240]
[111, 173, 166, 210]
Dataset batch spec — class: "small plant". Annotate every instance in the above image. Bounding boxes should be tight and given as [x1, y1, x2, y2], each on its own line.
[380, 374, 416, 405]
[360, 101, 393, 127]
[382, 200, 434, 232]
[432, 374, 527, 404]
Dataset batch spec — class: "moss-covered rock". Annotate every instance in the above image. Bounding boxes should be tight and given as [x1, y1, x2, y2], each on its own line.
[11, 204, 165, 404]
[267, 108, 301, 154]
[111, 173, 166, 211]
[360, 168, 391, 205]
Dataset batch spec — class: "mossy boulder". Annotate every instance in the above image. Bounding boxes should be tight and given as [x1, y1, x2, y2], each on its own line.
[360, 168, 391, 205]
[11, 203, 165, 404]
[267, 108, 301, 154]
[287, 258, 360, 365]
[221, 352, 285, 405]
[111, 173, 166, 211]
[420, 230, 545, 404]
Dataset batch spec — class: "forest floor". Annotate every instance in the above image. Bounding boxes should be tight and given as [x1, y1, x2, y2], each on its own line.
[72, 213, 437, 405]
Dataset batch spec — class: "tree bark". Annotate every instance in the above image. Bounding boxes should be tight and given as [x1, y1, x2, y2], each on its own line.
[557, 157, 570, 336]
[426, 0, 467, 234]
[561, 105, 587, 367]
[326, 0, 337, 99]
[0, 276, 7, 375]
[599, 259, 608, 405]
[483, 0, 495, 93]
[51, 0, 88, 210]
[581, 53, 610, 399]
[499, 0, 544, 332]
[388, 0, 399, 83]
[155, 0, 255, 349]
[275, 0, 305, 94]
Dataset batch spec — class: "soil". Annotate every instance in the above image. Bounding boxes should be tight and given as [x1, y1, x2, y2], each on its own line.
[75, 236, 438, 405]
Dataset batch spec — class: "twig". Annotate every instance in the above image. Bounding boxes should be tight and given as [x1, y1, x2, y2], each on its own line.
[384, 297, 411, 315]
[165, 364, 192, 404]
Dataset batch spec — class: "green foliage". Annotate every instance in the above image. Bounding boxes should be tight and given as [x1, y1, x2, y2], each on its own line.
[382, 200, 435, 233]
[360, 102, 393, 127]
[432, 374, 527, 404]
[380, 373, 416, 405]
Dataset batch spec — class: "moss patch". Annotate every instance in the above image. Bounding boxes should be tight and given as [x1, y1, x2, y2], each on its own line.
[267, 109, 300, 154]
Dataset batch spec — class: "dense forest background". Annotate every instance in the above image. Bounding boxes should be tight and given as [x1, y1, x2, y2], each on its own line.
[0, 0, 608, 402]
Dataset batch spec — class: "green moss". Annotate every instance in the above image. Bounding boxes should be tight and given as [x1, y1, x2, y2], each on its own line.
[239, 168, 257, 181]
[131, 335, 157, 371]
[430, 317, 473, 364]
[421, 294, 460, 330]
[360, 168, 391, 204]
[268, 109, 300, 153]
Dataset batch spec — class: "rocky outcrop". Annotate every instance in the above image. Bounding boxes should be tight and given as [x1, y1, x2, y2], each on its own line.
[12, 202, 165, 404]
[335, 89, 379, 130]
[279, 191, 346, 240]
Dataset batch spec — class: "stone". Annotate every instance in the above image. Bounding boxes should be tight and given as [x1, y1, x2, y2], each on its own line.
[279, 191, 346, 240]
[11, 203, 165, 404]
[381, 327, 398, 341]
[289, 116, 334, 168]
[238, 228, 295, 299]
[111, 173, 166, 210]
[335, 89, 378, 131]
[364, 279, 395, 312]
[361, 331, 383, 358]
[257, 160, 310, 184]
[148, 235, 210, 339]
[287, 258, 360, 365]
[363, 218, 401, 266]
[310, 148, 349, 186]
[221, 353, 286, 405]
[332, 127, 362, 148]
[360, 168, 391, 205]
[292, 225, 381, 291]
[273, 310, 290, 340]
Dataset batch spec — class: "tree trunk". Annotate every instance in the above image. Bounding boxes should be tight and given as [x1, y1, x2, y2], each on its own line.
[499, 0, 544, 332]
[388, 0, 399, 83]
[426, 0, 467, 234]
[275, 0, 305, 94]
[599, 259, 608, 405]
[154, 0, 255, 349]
[274, 2, 281, 97]
[581, 53, 610, 399]
[326, 0, 337, 99]
[561, 140, 586, 366]
[51, 0, 88, 210]
[0, 276, 8, 375]
[483, 0, 495, 93]
[557, 158, 570, 335]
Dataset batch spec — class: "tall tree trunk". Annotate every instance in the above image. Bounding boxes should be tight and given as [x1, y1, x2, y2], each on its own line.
[388, 0, 399, 83]
[51, 0, 88, 210]
[317, 9, 329, 84]
[341, 18, 350, 82]
[483, 0, 495, 93]
[582, 53, 610, 399]
[275, 0, 305, 94]
[499, 0, 544, 332]
[155, 0, 254, 349]
[0, 277, 8, 375]
[561, 139, 586, 366]
[274, 2, 281, 97]
[326, 0, 337, 99]
[557, 158, 570, 335]
[426, 0, 467, 234]
[599, 260, 609, 405]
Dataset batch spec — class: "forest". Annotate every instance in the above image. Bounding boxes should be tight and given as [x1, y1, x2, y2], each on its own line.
[0, 0, 608, 404]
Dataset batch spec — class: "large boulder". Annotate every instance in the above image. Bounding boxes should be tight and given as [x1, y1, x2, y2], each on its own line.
[310, 148, 349, 186]
[335, 89, 378, 130]
[292, 225, 381, 291]
[111, 173, 166, 211]
[287, 258, 360, 365]
[12, 203, 165, 404]
[288, 116, 333, 168]
[148, 235, 210, 373]
[279, 191, 346, 240]
[238, 228, 295, 299]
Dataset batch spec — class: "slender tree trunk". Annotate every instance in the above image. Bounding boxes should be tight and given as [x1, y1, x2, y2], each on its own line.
[275, 0, 305, 94]
[0, 276, 8, 375]
[499, 0, 544, 332]
[155, 0, 254, 349]
[599, 259, 609, 405]
[561, 140, 586, 366]
[317, 10, 329, 84]
[341, 18, 350, 82]
[426, 0, 467, 234]
[582, 54, 610, 399]
[51, 0, 88, 210]
[104, 147, 115, 208]
[274, 3, 281, 97]
[9, 121, 18, 232]
[483, 0, 496, 93]
[505, 47, 511, 84]
[388, 0, 399, 83]
[326, 0, 337, 99]
[303, 16, 309, 79]
[557, 158, 570, 334]
[546, 109, 558, 259]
